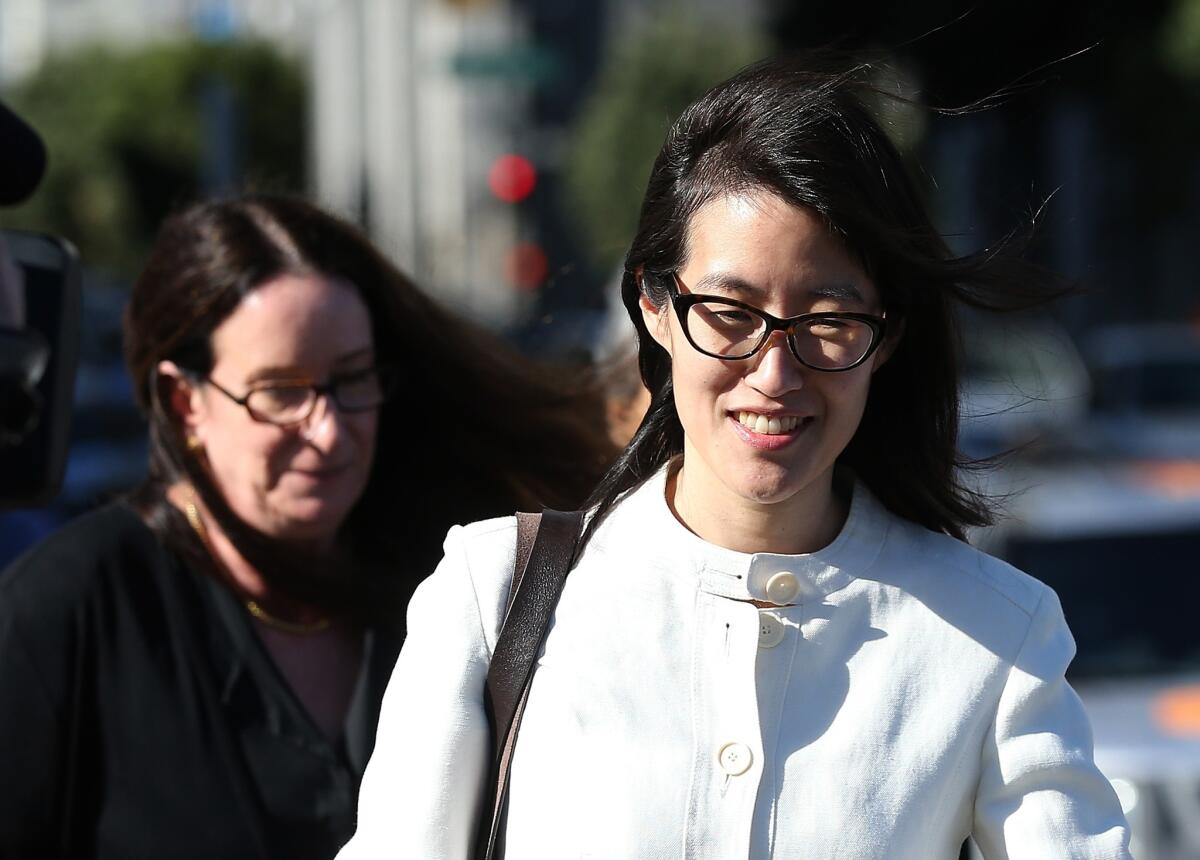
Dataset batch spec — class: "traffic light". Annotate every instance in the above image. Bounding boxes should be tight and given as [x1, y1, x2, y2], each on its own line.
[487, 153, 537, 204]
[487, 152, 546, 290]
[504, 242, 548, 292]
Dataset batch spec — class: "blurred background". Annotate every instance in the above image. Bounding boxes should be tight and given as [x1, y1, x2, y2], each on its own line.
[1, 1, 1199, 854]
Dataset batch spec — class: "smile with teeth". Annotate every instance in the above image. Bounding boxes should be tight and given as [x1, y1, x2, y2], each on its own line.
[736, 411, 805, 435]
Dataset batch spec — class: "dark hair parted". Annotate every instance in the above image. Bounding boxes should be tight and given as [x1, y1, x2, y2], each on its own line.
[124, 194, 614, 624]
[584, 54, 1064, 542]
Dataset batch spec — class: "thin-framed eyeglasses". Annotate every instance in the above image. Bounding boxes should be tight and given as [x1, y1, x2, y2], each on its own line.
[201, 365, 399, 426]
[654, 272, 887, 372]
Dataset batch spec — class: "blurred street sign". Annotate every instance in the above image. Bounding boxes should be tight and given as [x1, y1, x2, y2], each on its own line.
[450, 46, 560, 85]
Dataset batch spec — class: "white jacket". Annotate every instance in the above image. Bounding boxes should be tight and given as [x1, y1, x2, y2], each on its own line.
[341, 467, 1132, 859]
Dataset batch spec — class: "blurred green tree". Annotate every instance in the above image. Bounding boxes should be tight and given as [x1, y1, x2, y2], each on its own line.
[1162, 0, 1200, 79]
[564, 12, 767, 270]
[2, 39, 307, 278]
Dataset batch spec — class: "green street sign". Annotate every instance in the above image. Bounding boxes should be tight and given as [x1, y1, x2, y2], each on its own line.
[450, 45, 561, 85]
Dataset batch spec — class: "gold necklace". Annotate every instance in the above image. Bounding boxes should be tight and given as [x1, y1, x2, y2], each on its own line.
[243, 597, 332, 636]
[182, 490, 332, 635]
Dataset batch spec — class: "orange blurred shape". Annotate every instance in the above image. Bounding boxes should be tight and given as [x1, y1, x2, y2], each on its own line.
[505, 242, 548, 291]
[487, 154, 537, 203]
[1154, 686, 1200, 736]
[1131, 460, 1200, 498]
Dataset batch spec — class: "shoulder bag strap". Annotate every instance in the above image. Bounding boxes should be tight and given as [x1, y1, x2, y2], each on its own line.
[474, 508, 584, 860]
[509, 512, 542, 611]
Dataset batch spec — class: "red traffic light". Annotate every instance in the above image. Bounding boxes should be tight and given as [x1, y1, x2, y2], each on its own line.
[505, 242, 548, 291]
[488, 153, 537, 203]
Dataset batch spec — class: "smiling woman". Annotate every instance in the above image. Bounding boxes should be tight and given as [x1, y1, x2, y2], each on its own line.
[639, 195, 891, 548]
[0, 195, 614, 859]
[340, 56, 1133, 860]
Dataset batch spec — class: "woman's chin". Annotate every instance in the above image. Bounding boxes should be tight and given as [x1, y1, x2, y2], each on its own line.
[724, 460, 832, 508]
[260, 497, 353, 545]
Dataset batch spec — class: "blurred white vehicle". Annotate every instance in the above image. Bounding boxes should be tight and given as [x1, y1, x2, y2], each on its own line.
[1077, 322, 1200, 460]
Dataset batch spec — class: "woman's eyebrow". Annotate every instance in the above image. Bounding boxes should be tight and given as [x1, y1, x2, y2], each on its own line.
[808, 283, 865, 303]
[244, 365, 307, 384]
[333, 346, 375, 366]
[693, 273, 766, 299]
[242, 348, 375, 384]
[693, 273, 865, 304]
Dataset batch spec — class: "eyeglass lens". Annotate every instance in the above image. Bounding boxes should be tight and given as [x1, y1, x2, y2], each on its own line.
[685, 302, 875, 369]
[244, 369, 391, 424]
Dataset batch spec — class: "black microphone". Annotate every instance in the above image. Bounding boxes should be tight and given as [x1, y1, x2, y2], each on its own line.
[0, 100, 47, 206]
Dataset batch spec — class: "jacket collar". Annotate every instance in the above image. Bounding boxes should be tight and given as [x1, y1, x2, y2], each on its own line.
[607, 461, 890, 602]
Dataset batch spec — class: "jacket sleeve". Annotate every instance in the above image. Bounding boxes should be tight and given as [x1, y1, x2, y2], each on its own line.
[972, 586, 1132, 859]
[338, 524, 496, 859]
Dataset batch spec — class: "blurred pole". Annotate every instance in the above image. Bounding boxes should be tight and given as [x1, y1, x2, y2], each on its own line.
[311, 0, 368, 224]
[310, 0, 423, 278]
[362, 0, 423, 278]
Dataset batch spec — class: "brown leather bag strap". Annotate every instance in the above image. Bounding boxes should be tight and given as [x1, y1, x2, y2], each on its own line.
[508, 512, 541, 612]
[474, 508, 583, 860]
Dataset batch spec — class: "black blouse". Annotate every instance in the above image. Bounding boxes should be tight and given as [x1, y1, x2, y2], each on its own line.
[0, 503, 404, 859]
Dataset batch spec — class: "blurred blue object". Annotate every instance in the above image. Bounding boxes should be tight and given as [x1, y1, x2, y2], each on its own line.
[1074, 323, 1200, 460]
[193, 0, 238, 41]
[958, 316, 1091, 459]
[509, 306, 609, 365]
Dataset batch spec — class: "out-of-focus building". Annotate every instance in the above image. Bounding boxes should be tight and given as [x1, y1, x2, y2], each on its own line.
[0, 0, 306, 82]
[0, 0, 537, 325]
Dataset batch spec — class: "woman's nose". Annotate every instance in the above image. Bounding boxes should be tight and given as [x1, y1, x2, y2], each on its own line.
[743, 330, 805, 395]
[299, 392, 345, 448]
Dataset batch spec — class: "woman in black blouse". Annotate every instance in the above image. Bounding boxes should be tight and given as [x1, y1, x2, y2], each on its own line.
[0, 194, 613, 859]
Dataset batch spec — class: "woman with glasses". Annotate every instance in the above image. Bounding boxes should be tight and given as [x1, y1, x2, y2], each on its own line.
[341, 56, 1131, 860]
[0, 194, 613, 859]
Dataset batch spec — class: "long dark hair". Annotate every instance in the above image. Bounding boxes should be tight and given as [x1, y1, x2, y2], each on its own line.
[584, 55, 1062, 543]
[124, 194, 614, 623]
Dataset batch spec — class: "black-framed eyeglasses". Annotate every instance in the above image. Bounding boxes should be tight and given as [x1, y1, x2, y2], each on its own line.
[657, 272, 887, 372]
[202, 365, 399, 426]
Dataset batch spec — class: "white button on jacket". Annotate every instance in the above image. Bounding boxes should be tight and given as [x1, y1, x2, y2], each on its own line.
[718, 742, 754, 776]
[757, 612, 786, 649]
[763, 570, 801, 604]
[340, 466, 1132, 859]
